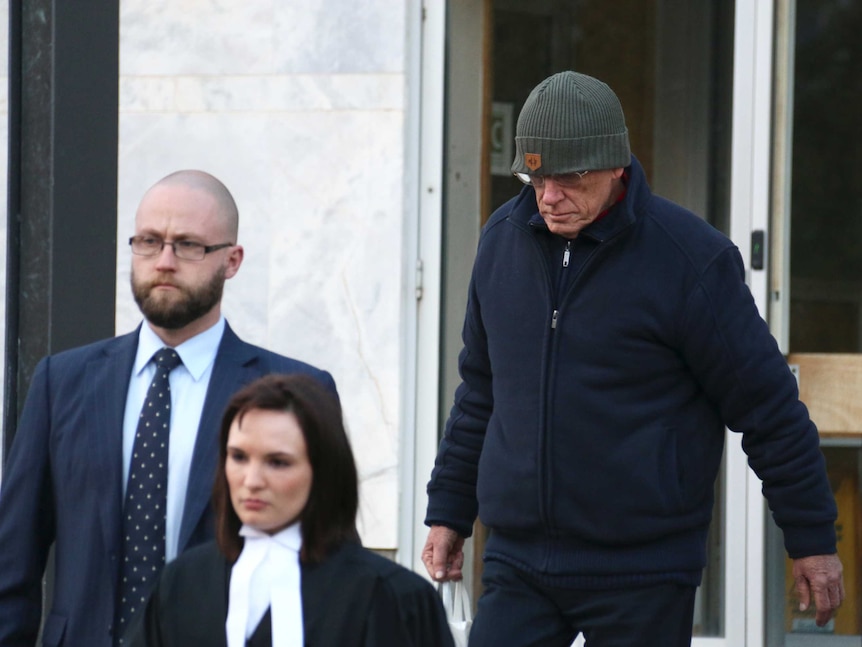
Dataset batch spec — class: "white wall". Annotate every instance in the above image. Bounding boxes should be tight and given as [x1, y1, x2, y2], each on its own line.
[116, 1, 411, 548]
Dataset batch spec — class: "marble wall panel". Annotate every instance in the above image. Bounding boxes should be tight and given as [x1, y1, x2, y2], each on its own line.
[121, 0, 405, 75]
[264, 108, 404, 544]
[120, 73, 403, 114]
[272, 1, 405, 73]
[121, 0, 279, 75]
[118, 70, 407, 547]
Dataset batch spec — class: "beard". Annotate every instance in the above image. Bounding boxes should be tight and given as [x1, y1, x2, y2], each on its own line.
[132, 265, 226, 330]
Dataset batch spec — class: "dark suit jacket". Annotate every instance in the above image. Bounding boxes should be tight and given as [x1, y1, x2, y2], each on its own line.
[124, 541, 454, 647]
[0, 323, 336, 647]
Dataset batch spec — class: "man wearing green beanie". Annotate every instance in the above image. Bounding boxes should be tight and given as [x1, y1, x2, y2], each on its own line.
[422, 71, 844, 646]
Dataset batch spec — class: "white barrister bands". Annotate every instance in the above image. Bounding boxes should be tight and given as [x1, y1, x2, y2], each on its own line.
[225, 523, 303, 646]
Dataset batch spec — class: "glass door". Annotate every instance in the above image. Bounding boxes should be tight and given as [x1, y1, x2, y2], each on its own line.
[768, 0, 862, 644]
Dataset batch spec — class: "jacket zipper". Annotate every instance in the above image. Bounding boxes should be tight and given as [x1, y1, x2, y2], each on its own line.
[551, 242, 571, 330]
[512, 221, 618, 535]
[511, 226, 557, 531]
[543, 237, 608, 534]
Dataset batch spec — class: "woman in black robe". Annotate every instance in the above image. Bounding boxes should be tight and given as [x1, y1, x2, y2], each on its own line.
[124, 374, 454, 647]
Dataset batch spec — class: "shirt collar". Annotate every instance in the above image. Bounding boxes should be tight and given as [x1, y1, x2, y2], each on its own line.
[134, 316, 226, 380]
[592, 171, 628, 224]
[240, 522, 303, 553]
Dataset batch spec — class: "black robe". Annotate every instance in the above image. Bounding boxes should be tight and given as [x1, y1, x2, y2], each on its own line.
[124, 540, 454, 647]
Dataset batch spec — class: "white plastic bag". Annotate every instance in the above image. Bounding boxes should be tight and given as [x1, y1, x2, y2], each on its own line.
[439, 580, 472, 647]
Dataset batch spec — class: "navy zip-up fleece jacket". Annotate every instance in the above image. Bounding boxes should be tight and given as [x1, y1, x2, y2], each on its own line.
[426, 156, 837, 587]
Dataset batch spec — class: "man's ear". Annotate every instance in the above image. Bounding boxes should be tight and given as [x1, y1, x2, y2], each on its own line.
[224, 245, 244, 279]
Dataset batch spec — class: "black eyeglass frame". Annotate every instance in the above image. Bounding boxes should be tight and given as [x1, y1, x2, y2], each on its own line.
[128, 236, 234, 261]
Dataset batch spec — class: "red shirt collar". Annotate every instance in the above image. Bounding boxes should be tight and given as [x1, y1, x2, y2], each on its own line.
[594, 172, 628, 224]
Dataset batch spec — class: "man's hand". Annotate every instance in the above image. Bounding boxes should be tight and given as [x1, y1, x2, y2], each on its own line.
[422, 525, 465, 582]
[792, 553, 844, 627]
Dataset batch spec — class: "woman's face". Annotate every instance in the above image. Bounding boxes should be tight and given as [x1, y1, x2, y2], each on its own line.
[225, 408, 313, 535]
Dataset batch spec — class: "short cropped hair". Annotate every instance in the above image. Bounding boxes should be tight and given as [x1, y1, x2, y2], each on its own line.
[213, 374, 359, 563]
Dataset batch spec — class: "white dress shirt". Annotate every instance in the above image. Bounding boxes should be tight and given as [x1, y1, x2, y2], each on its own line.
[122, 317, 225, 560]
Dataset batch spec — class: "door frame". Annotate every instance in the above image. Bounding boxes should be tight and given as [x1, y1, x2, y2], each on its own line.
[723, 1, 778, 646]
[401, 0, 448, 575]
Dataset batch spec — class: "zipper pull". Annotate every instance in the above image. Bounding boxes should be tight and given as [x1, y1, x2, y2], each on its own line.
[551, 310, 558, 329]
[562, 241, 571, 267]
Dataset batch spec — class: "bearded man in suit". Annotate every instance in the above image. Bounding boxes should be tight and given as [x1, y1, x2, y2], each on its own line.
[0, 170, 336, 647]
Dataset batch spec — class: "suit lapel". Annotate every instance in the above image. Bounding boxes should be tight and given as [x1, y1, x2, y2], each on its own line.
[87, 332, 139, 571]
[178, 325, 257, 552]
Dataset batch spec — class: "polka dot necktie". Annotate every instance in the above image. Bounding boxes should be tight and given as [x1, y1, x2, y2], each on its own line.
[117, 348, 182, 640]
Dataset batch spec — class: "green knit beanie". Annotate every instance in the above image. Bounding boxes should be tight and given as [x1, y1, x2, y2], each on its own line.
[511, 71, 631, 176]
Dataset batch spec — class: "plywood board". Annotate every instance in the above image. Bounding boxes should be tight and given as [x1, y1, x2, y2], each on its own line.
[787, 354, 862, 436]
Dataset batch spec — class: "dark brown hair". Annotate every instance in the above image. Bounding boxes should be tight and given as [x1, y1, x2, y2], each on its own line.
[213, 374, 359, 563]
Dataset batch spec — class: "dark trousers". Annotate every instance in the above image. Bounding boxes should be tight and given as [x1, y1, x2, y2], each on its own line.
[469, 559, 697, 647]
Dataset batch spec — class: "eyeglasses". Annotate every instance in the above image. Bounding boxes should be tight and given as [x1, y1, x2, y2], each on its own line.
[514, 170, 590, 189]
[129, 236, 234, 261]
